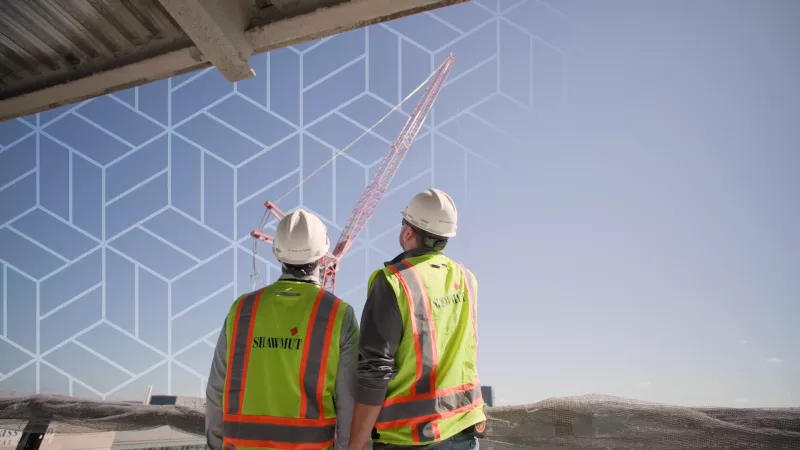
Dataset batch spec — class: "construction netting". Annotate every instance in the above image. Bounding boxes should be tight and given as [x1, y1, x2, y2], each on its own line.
[1, 394, 799, 449]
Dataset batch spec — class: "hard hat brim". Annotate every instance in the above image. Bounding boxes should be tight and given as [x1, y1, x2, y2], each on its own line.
[400, 209, 456, 238]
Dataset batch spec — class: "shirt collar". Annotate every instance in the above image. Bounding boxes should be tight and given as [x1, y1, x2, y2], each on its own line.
[384, 247, 440, 267]
[278, 271, 321, 285]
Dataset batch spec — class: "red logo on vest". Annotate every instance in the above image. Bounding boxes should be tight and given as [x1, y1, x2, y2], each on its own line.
[290, 327, 298, 336]
[454, 282, 460, 290]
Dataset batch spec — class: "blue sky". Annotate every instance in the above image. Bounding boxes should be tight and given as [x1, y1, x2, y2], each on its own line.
[0, 0, 798, 408]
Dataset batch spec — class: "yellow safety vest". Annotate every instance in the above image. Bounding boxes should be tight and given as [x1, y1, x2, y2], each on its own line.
[370, 253, 485, 446]
[222, 281, 348, 450]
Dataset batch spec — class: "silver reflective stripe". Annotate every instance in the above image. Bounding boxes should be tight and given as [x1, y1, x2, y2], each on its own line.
[301, 290, 340, 419]
[223, 420, 336, 444]
[390, 260, 436, 395]
[455, 263, 482, 403]
[455, 263, 478, 345]
[377, 385, 483, 423]
[226, 291, 260, 415]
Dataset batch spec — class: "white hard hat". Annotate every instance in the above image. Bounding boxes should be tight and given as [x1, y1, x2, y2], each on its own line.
[400, 188, 458, 238]
[272, 209, 330, 265]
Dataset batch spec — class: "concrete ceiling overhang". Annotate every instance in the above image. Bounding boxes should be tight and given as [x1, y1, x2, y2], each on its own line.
[0, 0, 466, 122]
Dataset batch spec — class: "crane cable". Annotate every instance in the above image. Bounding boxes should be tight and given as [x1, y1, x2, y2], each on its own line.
[250, 65, 440, 289]
[273, 68, 438, 205]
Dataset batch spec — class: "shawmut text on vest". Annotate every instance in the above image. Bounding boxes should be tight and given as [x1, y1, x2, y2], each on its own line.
[252, 336, 304, 350]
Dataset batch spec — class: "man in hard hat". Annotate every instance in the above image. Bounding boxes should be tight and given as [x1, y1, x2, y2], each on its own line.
[205, 209, 359, 450]
[349, 188, 486, 450]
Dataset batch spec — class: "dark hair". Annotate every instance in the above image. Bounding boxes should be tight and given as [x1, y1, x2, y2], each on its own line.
[282, 260, 320, 278]
[403, 219, 448, 251]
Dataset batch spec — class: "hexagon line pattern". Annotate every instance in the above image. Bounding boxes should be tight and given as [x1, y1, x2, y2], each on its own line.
[0, 0, 575, 400]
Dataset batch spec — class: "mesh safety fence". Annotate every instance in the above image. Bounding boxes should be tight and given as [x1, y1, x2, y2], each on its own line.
[1, 394, 799, 449]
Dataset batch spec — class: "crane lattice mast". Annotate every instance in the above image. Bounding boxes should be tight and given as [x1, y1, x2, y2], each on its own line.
[251, 53, 455, 293]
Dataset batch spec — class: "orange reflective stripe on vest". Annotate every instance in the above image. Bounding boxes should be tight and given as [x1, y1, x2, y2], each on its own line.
[376, 260, 482, 441]
[299, 289, 343, 420]
[377, 382, 483, 425]
[222, 416, 336, 449]
[222, 288, 342, 449]
[225, 291, 261, 417]
[387, 260, 439, 396]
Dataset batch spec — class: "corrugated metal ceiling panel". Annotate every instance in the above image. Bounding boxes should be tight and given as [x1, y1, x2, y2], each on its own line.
[0, 0, 463, 120]
[0, 0, 191, 100]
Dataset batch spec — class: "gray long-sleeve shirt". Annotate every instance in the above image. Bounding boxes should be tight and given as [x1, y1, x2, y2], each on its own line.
[205, 274, 359, 450]
[355, 248, 438, 406]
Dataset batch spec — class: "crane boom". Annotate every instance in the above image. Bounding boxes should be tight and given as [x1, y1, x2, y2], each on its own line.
[252, 53, 456, 293]
[322, 53, 455, 291]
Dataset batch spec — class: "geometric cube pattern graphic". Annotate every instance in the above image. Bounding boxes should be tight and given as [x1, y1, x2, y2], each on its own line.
[0, 0, 574, 400]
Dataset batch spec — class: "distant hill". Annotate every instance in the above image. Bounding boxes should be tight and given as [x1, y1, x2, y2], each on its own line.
[1, 393, 798, 449]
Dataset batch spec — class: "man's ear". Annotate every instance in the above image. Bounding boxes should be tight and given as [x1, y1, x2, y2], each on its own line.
[403, 225, 416, 242]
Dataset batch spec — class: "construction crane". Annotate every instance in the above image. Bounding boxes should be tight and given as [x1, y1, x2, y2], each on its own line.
[250, 53, 456, 294]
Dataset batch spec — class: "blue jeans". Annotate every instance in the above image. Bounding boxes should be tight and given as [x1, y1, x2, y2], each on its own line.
[372, 433, 478, 450]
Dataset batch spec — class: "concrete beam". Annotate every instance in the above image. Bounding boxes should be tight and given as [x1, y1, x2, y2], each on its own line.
[245, 0, 467, 54]
[157, 0, 255, 83]
[270, 0, 308, 11]
[0, 0, 467, 122]
[264, 0, 343, 18]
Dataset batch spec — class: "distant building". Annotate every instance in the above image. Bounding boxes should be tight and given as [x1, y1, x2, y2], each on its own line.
[147, 395, 205, 410]
[0, 427, 115, 450]
[481, 386, 495, 407]
[110, 426, 206, 449]
[0, 391, 208, 450]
